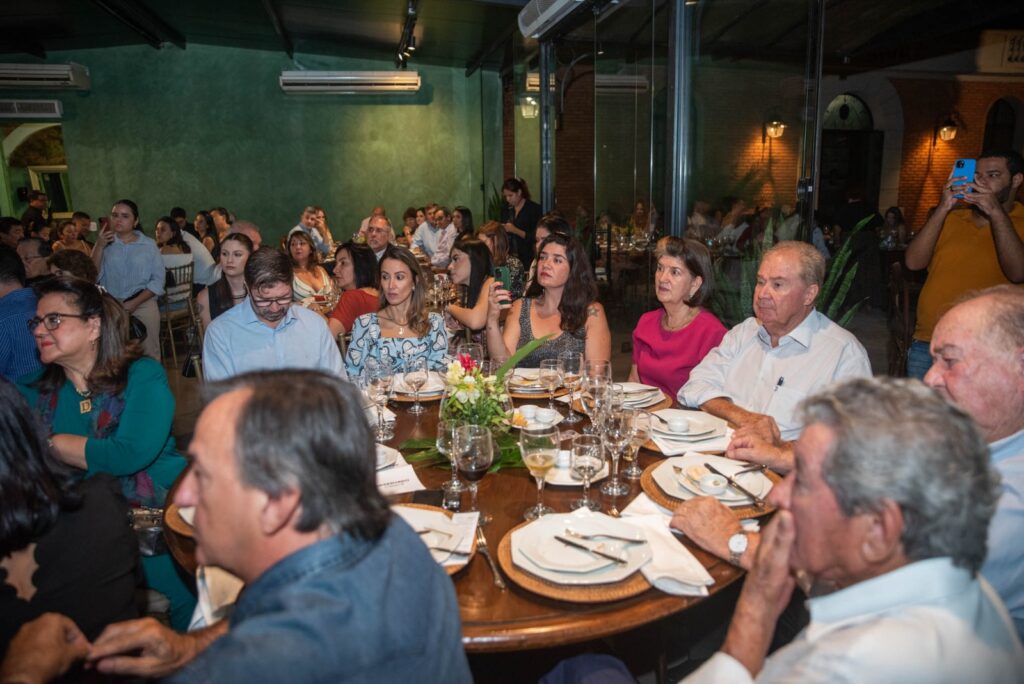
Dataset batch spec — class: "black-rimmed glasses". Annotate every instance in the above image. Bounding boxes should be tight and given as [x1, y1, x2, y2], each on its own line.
[28, 312, 89, 332]
[250, 294, 293, 308]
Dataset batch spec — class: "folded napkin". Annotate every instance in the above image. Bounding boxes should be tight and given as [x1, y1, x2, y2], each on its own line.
[376, 464, 426, 495]
[188, 565, 245, 631]
[651, 427, 734, 456]
[393, 506, 476, 567]
[628, 514, 714, 596]
[364, 405, 397, 425]
[621, 492, 674, 517]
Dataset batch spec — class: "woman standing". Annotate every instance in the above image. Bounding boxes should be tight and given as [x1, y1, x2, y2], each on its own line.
[196, 232, 253, 330]
[288, 230, 333, 302]
[345, 245, 448, 377]
[500, 177, 543, 267]
[18, 277, 192, 630]
[92, 199, 164, 360]
[327, 241, 379, 337]
[628, 237, 726, 398]
[486, 233, 610, 367]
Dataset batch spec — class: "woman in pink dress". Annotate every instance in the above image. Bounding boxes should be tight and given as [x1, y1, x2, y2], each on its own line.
[628, 237, 726, 398]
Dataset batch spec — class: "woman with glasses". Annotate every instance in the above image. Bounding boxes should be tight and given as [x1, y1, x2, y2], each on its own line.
[195, 232, 254, 330]
[345, 245, 449, 377]
[17, 276, 193, 631]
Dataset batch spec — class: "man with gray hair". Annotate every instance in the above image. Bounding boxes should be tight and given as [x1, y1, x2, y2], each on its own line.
[203, 247, 343, 381]
[365, 214, 394, 261]
[682, 377, 1022, 682]
[925, 284, 1024, 638]
[12, 370, 470, 682]
[679, 241, 870, 442]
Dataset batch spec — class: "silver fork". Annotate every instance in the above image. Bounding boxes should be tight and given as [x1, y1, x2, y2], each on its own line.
[475, 527, 506, 590]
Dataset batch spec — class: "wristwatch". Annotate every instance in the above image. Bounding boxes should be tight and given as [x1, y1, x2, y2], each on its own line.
[727, 531, 748, 566]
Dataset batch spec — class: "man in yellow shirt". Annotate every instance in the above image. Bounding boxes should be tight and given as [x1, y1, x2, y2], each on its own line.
[905, 150, 1024, 378]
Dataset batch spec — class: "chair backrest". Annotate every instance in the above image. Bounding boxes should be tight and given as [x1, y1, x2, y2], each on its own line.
[164, 262, 194, 305]
[887, 261, 912, 376]
[336, 331, 348, 356]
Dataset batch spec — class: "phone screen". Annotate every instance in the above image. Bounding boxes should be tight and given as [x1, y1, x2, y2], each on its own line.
[951, 158, 976, 198]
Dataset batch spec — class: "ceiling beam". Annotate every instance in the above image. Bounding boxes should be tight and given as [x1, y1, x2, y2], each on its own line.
[89, 0, 187, 50]
[261, 0, 294, 59]
[702, 0, 771, 47]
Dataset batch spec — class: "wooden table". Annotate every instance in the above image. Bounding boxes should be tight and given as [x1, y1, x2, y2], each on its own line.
[164, 397, 748, 655]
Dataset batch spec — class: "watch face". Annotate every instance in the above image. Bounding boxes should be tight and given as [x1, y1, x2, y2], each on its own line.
[728, 533, 748, 554]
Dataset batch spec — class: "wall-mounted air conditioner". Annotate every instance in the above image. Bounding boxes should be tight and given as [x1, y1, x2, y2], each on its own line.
[0, 99, 63, 119]
[0, 63, 90, 90]
[279, 71, 421, 94]
[518, 0, 586, 40]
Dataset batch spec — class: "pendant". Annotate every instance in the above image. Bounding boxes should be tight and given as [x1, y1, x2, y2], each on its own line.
[79, 399, 92, 414]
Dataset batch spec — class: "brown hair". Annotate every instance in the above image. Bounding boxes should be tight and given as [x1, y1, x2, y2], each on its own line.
[287, 230, 320, 270]
[523, 233, 597, 333]
[378, 245, 430, 337]
[477, 220, 510, 266]
[654, 237, 715, 307]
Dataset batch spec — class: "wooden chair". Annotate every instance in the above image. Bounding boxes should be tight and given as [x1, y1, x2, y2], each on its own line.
[336, 331, 349, 357]
[159, 262, 197, 367]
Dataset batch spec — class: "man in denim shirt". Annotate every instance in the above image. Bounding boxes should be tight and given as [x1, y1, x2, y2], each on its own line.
[83, 369, 471, 683]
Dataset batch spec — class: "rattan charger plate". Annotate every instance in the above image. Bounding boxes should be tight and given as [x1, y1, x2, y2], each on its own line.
[509, 387, 569, 400]
[394, 503, 477, 575]
[391, 391, 445, 403]
[639, 461, 780, 519]
[164, 503, 193, 538]
[496, 520, 652, 602]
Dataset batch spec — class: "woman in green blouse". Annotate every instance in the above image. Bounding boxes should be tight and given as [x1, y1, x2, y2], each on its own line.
[18, 276, 193, 630]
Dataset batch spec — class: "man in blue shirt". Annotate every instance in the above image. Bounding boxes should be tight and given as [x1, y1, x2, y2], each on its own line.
[203, 248, 343, 381]
[287, 206, 330, 256]
[6, 370, 471, 682]
[0, 245, 40, 381]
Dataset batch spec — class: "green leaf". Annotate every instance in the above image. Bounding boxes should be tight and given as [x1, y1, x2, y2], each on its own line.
[398, 438, 436, 450]
[495, 334, 552, 380]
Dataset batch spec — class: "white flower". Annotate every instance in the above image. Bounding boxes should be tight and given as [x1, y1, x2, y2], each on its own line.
[455, 389, 470, 403]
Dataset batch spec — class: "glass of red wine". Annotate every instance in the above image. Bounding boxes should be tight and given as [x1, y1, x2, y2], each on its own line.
[454, 424, 494, 525]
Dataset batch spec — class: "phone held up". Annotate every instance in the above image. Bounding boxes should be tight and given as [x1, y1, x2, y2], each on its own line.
[494, 265, 512, 306]
[951, 158, 976, 199]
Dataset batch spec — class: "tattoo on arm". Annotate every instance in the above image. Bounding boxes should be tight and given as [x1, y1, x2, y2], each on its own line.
[587, 305, 599, 318]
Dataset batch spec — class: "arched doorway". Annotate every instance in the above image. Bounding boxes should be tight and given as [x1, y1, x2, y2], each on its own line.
[819, 93, 883, 220]
[983, 98, 1023, 153]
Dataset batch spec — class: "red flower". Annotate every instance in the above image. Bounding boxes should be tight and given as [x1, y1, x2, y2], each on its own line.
[458, 354, 476, 372]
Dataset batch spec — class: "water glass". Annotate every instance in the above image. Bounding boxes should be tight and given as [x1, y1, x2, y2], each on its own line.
[539, 358, 564, 413]
[559, 351, 584, 424]
[436, 419, 465, 500]
[600, 407, 632, 498]
[405, 356, 429, 415]
[520, 424, 559, 520]
[454, 425, 494, 524]
[623, 409, 652, 480]
[456, 342, 484, 368]
[570, 434, 603, 511]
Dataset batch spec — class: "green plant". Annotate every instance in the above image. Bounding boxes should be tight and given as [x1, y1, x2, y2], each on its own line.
[819, 214, 873, 327]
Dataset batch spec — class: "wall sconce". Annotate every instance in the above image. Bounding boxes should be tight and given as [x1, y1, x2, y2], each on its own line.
[520, 96, 539, 119]
[933, 112, 961, 145]
[762, 118, 786, 144]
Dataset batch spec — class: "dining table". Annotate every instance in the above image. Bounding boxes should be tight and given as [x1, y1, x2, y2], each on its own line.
[163, 385, 775, 680]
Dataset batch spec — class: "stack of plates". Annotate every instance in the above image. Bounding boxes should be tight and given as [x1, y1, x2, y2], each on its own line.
[393, 371, 445, 398]
[651, 410, 726, 444]
[508, 369, 550, 394]
[617, 382, 665, 409]
[510, 512, 651, 585]
[651, 453, 773, 505]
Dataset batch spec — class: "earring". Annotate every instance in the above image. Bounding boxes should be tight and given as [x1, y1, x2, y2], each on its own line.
[90, 338, 97, 349]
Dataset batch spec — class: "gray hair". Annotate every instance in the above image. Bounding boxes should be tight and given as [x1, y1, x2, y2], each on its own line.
[961, 285, 1024, 355]
[244, 247, 292, 292]
[799, 376, 999, 574]
[202, 370, 390, 539]
[763, 240, 825, 290]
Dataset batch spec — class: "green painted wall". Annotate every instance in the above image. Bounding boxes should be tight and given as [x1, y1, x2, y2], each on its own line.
[0, 44, 503, 242]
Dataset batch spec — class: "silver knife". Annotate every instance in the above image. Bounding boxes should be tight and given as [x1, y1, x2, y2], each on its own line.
[704, 462, 766, 508]
[554, 535, 628, 564]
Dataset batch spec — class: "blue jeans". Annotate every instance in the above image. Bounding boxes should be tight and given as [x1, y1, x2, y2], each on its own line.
[907, 339, 933, 380]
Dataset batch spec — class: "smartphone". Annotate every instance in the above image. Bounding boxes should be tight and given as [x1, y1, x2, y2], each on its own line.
[951, 158, 976, 199]
[494, 266, 512, 305]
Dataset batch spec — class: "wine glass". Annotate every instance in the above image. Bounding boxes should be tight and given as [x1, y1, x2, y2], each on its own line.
[570, 434, 603, 511]
[436, 419, 464, 502]
[539, 358, 564, 413]
[405, 356, 429, 415]
[520, 424, 559, 520]
[599, 406, 632, 498]
[581, 360, 612, 435]
[455, 425, 494, 524]
[456, 342, 484, 368]
[559, 351, 584, 424]
[363, 357, 394, 441]
[580, 375, 610, 435]
[623, 409, 652, 480]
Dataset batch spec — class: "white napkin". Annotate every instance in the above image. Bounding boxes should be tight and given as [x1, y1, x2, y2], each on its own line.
[365, 405, 397, 425]
[188, 565, 245, 631]
[651, 427, 734, 456]
[393, 506, 476, 567]
[621, 492, 674, 517]
[376, 464, 425, 495]
[628, 514, 714, 596]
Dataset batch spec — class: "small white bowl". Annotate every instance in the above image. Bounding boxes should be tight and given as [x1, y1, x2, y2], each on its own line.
[519, 405, 538, 420]
[699, 473, 727, 495]
[535, 408, 559, 424]
[667, 417, 690, 433]
[555, 450, 571, 468]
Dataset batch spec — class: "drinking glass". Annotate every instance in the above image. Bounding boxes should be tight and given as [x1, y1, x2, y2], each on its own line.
[558, 351, 584, 424]
[436, 419, 464, 500]
[455, 425, 494, 524]
[538, 358, 564, 413]
[405, 356, 429, 415]
[581, 360, 612, 435]
[520, 424, 559, 520]
[600, 407, 632, 498]
[570, 434, 603, 511]
[363, 357, 394, 441]
[580, 375, 611, 435]
[456, 342, 484, 365]
[623, 409, 652, 480]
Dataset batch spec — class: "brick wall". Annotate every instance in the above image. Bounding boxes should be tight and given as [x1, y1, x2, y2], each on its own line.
[891, 78, 1024, 230]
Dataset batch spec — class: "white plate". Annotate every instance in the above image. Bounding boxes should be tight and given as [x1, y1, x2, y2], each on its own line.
[652, 409, 726, 437]
[392, 506, 468, 565]
[653, 427, 724, 443]
[510, 513, 652, 585]
[545, 461, 609, 486]
[624, 392, 668, 409]
[651, 455, 772, 505]
[376, 444, 401, 470]
[520, 535, 617, 573]
[563, 508, 646, 543]
[178, 505, 195, 526]
[393, 371, 445, 395]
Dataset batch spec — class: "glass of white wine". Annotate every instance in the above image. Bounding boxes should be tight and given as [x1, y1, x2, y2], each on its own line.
[599, 406, 632, 498]
[570, 434, 603, 511]
[539, 358, 564, 413]
[623, 409, 652, 480]
[559, 351, 584, 424]
[405, 356, 429, 415]
[520, 424, 559, 520]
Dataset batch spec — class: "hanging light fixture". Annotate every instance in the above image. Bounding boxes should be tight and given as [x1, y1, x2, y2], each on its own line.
[520, 95, 539, 119]
[765, 119, 786, 139]
[937, 117, 958, 142]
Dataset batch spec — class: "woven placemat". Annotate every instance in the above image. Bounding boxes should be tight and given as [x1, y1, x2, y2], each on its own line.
[509, 387, 569, 400]
[394, 503, 476, 575]
[391, 392, 444, 403]
[496, 520, 652, 603]
[639, 461, 779, 519]
[164, 503, 193, 538]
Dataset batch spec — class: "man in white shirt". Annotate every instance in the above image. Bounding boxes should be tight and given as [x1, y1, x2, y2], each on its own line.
[684, 377, 1022, 683]
[179, 231, 218, 287]
[359, 206, 387, 236]
[410, 205, 456, 267]
[203, 248, 343, 381]
[679, 241, 870, 443]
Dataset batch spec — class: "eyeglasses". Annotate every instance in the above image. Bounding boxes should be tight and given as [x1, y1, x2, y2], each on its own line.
[250, 294, 293, 308]
[28, 312, 89, 332]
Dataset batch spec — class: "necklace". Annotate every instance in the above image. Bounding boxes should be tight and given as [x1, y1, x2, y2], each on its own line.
[380, 310, 410, 335]
[231, 290, 246, 300]
[75, 385, 93, 414]
[662, 307, 699, 332]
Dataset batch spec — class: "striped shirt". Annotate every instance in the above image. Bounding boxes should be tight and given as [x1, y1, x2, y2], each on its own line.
[0, 287, 41, 382]
[98, 231, 165, 300]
